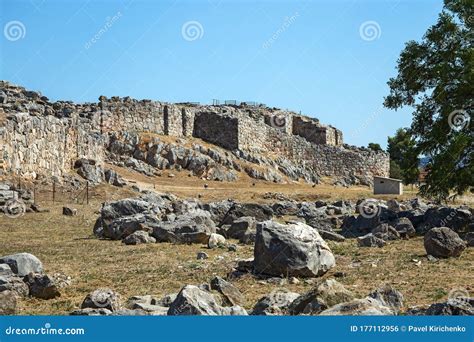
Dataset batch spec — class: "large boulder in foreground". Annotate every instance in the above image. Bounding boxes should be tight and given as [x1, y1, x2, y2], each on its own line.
[0, 253, 43, 277]
[167, 285, 247, 316]
[254, 221, 335, 277]
[319, 297, 394, 316]
[424, 227, 466, 258]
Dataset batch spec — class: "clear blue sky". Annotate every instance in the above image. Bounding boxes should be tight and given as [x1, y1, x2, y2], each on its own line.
[0, 0, 443, 148]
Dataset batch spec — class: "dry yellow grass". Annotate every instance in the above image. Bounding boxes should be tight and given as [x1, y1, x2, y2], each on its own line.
[1, 176, 473, 315]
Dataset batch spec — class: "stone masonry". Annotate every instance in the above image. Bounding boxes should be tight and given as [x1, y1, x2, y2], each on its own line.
[0, 81, 389, 184]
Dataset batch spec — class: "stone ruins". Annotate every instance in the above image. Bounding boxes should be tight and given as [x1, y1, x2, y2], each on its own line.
[0, 81, 389, 185]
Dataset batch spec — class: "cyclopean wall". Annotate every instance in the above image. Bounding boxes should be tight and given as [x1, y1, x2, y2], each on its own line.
[0, 81, 389, 183]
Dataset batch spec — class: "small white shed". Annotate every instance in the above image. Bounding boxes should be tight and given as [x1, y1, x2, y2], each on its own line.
[373, 176, 403, 195]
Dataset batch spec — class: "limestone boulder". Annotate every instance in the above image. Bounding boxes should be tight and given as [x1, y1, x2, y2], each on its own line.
[424, 227, 466, 258]
[0, 291, 17, 315]
[251, 289, 300, 315]
[81, 288, 121, 312]
[122, 231, 156, 245]
[288, 279, 354, 315]
[167, 285, 247, 315]
[24, 273, 61, 299]
[0, 253, 43, 277]
[254, 221, 335, 277]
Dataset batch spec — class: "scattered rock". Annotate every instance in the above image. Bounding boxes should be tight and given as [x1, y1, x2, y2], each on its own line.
[0, 290, 17, 315]
[424, 227, 466, 258]
[319, 297, 394, 316]
[0, 275, 29, 297]
[357, 233, 386, 248]
[208, 233, 226, 249]
[122, 231, 156, 245]
[168, 285, 247, 315]
[197, 252, 209, 260]
[288, 279, 354, 315]
[0, 253, 44, 277]
[81, 288, 121, 312]
[251, 289, 300, 315]
[210, 276, 244, 306]
[391, 217, 416, 238]
[24, 273, 61, 299]
[62, 206, 77, 216]
[254, 221, 335, 277]
[368, 285, 403, 314]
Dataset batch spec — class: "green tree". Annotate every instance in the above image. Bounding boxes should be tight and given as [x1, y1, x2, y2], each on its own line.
[387, 128, 420, 184]
[384, 0, 473, 200]
[389, 160, 402, 180]
[367, 142, 383, 152]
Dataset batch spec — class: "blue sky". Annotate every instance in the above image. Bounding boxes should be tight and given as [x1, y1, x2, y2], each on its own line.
[0, 0, 443, 148]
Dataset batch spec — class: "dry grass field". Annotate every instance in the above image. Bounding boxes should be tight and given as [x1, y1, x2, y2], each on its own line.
[1, 170, 473, 315]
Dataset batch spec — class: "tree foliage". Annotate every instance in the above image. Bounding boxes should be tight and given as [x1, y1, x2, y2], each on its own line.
[367, 142, 383, 152]
[384, 0, 473, 200]
[387, 128, 420, 184]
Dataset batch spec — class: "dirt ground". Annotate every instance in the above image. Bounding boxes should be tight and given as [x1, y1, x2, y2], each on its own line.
[0, 169, 473, 315]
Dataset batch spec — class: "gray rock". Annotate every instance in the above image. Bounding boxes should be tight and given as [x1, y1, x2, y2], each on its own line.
[104, 169, 127, 187]
[62, 206, 77, 216]
[0, 264, 13, 277]
[418, 207, 472, 234]
[221, 203, 273, 225]
[317, 230, 345, 242]
[168, 285, 247, 315]
[202, 200, 234, 226]
[463, 232, 474, 247]
[70, 308, 112, 316]
[271, 201, 299, 216]
[357, 233, 386, 248]
[208, 233, 226, 249]
[254, 221, 335, 277]
[305, 217, 336, 232]
[391, 217, 416, 237]
[81, 288, 121, 312]
[372, 223, 400, 241]
[251, 289, 300, 315]
[424, 227, 466, 258]
[288, 279, 354, 315]
[75, 158, 104, 184]
[210, 276, 244, 306]
[197, 252, 209, 260]
[425, 298, 474, 315]
[151, 210, 216, 244]
[24, 273, 61, 299]
[227, 217, 256, 239]
[0, 275, 29, 297]
[368, 285, 403, 314]
[0, 290, 17, 315]
[0, 253, 44, 277]
[319, 297, 394, 315]
[122, 230, 156, 245]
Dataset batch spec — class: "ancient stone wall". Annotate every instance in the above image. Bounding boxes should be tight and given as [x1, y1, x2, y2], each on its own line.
[0, 81, 389, 183]
[192, 111, 239, 150]
[292, 116, 343, 146]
